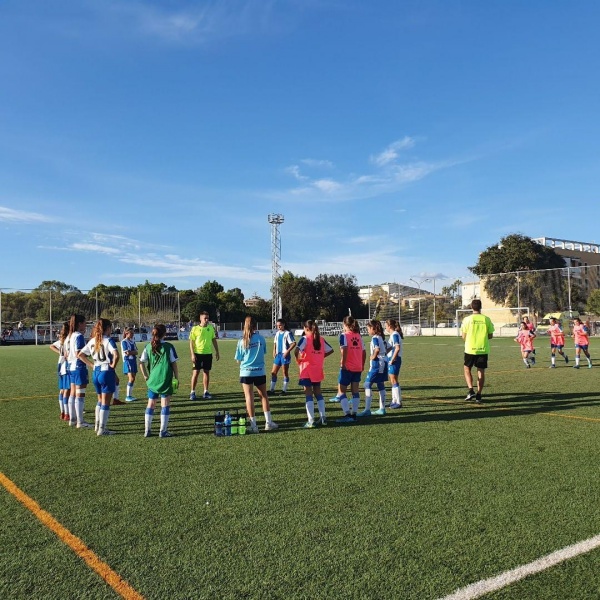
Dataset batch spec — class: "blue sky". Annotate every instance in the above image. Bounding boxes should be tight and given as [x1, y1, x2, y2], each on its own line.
[1, 0, 599, 297]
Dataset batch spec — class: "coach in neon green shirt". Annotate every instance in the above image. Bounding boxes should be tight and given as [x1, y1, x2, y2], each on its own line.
[461, 299, 494, 404]
[189, 311, 220, 400]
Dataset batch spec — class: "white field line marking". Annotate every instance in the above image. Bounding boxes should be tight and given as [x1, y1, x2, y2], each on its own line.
[439, 533, 600, 600]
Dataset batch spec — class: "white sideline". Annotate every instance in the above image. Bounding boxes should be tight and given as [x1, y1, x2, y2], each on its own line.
[439, 533, 600, 600]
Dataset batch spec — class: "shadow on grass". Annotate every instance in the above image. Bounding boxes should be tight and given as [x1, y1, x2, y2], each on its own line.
[375, 391, 600, 426]
[106, 390, 600, 436]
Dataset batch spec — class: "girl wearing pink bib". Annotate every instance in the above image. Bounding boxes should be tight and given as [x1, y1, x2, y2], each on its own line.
[515, 322, 536, 368]
[572, 318, 592, 368]
[295, 320, 334, 428]
[331, 316, 365, 424]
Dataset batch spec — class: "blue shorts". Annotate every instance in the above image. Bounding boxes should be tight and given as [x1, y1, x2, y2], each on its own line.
[59, 373, 70, 390]
[365, 365, 388, 385]
[273, 352, 291, 367]
[388, 358, 402, 376]
[123, 359, 138, 374]
[69, 368, 89, 387]
[93, 368, 117, 395]
[148, 389, 169, 400]
[550, 344, 564, 350]
[299, 378, 322, 388]
[575, 344, 589, 351]
[338, 369, 362, 386]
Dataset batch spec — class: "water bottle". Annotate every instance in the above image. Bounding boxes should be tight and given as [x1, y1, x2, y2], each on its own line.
[214, 411, 223, 437]
[224, 411, 232, 437]
[231, 410, 238, 436]
[238, 412, 246, 435]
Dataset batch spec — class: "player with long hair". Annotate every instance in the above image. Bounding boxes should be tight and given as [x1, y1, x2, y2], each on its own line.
[295, 319, 334, 428]
[386, 319, 404, 409]
[268, 319, 296, 396]
[572, 317, 592, 369]
[235, 316, 278, 433]
[49, 321, 71, 421]
[65, 314, 92, 428]
[78, 319, 119, 436]
[140, 324, 179, 437]
[331, 316, 365, 424]
[358, 319, 389, 417]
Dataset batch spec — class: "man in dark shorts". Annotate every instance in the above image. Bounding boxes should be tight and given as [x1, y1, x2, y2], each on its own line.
[189, 311, 220, 400]
[460, 299, 495, 403]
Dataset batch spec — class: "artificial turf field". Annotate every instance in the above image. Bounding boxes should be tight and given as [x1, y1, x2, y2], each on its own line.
[1, 336, 600, 600]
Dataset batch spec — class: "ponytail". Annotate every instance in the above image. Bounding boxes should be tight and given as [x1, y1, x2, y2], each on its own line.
[151, 324, 167, 356]
[343, 315, 360, 334]
[59, 321, 69, 344]
[305, 319, 321, 350]
[242, 316, 257, 349]
[386, 319, 404, 339]
[92, 319, 112, 360]
[68, 314, 85, 336]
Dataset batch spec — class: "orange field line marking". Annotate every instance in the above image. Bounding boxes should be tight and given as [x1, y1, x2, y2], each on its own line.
[0, 472, 144, 600]
[538, 412, 600, 423]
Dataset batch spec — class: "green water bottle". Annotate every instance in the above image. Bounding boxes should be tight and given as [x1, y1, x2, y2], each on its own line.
[231, 410, 238, 435]
[238, 412, 246, 435]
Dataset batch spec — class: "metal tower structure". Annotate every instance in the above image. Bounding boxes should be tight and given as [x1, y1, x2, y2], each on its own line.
[268, 213, 284, 329]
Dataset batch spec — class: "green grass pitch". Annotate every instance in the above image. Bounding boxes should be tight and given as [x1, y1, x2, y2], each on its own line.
[1, 336, 600, 599]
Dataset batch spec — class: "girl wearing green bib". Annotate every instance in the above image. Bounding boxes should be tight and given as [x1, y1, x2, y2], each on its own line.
[140, 324, 179, 438]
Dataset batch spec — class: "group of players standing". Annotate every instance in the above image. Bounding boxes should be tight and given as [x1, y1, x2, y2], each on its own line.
[50, 314, 179, 437]
[48, 311, 405, 437]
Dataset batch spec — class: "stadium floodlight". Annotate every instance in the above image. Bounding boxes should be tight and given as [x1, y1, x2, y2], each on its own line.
[268, 214, 284, 330]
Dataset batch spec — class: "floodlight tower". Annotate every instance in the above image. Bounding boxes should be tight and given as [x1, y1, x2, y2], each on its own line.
[268, 213, 285, 329]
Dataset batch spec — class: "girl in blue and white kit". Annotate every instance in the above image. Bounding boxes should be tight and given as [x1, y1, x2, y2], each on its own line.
[269, 319, 296, 395]
[78, 319, 120, 436]
[49, 321, 71, 421]
[358, 319, 389, 417]
[121, 327, 138, 401]
[386, 319, 404, 409]
[65, 314, 91, 428]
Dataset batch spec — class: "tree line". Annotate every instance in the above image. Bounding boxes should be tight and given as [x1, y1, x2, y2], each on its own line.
[0, 274, 368, 326]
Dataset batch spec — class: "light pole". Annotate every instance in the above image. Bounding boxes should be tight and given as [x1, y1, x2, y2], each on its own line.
[409, 277, 431, 331]
[428, 275, 447, 336]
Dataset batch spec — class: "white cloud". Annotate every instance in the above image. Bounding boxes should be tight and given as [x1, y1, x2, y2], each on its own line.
[0, 206, 56, 224]
[71, 243, 122, 255]
[300, 158, 334, 169]
[285, 165, 308, 181]
[313, 179, 343, 193]
[109, 0, 281, 44]
[370, 136, 416, 167]
[272, 138, 467, 204]
[63, 236, 271, 284]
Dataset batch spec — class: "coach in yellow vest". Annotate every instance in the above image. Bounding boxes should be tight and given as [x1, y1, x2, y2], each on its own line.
[461, 299, 494, 404]
[189, 311, 220, 400]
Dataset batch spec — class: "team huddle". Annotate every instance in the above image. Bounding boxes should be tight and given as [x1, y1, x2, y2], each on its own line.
[49, 312, 406, 437]
[49, 305, 590, 437]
